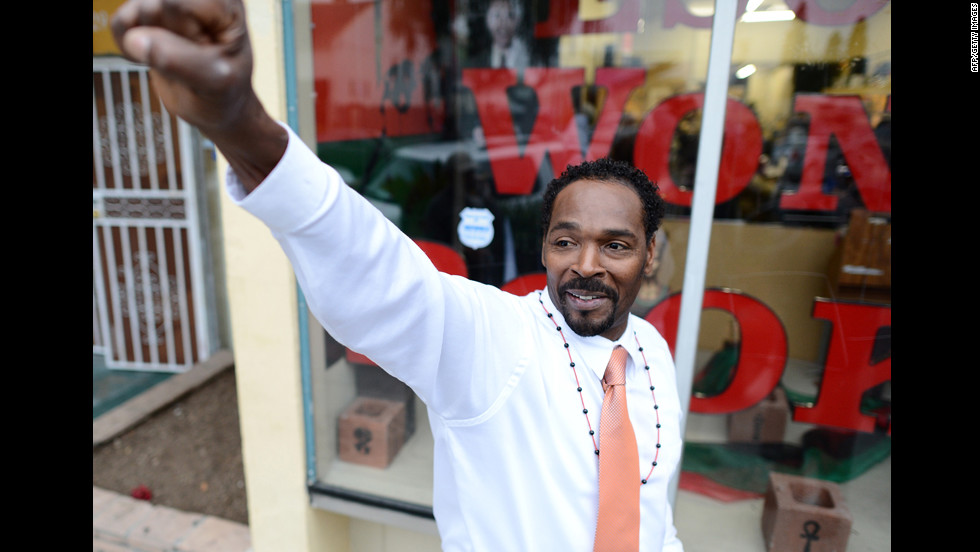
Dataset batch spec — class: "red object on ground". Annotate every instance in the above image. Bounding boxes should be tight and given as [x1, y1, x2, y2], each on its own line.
[130, 485, 153, 501]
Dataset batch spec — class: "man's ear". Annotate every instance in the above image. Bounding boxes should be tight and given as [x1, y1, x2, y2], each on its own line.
[643, 235, 657, 276]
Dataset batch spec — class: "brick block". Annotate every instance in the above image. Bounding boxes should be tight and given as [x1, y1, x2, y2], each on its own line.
[338, 396, 406, 469]
[761, 472, 852, 552]
[728, 387, 789, 443]
[353, 363, 417, 438]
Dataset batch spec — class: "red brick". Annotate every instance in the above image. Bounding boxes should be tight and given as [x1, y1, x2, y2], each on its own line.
[761, 472, 852, 552]
[728, 387, 789, 443]
[338, 396, 406, 469]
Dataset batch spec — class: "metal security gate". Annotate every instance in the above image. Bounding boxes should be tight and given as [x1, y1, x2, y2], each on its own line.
[93, 58, 215, 372]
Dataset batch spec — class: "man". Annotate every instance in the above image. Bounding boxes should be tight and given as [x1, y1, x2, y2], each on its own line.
[484, 0, 529, 70]
[111, 1, 685, 550]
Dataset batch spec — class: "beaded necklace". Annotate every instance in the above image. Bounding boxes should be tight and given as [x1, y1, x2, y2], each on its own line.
[538, 292, 662, 485]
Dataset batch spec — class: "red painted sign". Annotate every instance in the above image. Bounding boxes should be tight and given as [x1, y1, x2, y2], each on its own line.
[347, 249, 891, 435]
[319, 1, 892, 435]
[462, 65, 890, 214]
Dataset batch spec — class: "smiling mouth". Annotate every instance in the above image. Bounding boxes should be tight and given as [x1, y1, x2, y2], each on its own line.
[564, 291, 609, 310]
[559, 278, 618, 310]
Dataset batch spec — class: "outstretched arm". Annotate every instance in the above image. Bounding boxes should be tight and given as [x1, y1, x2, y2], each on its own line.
[111, 0, 286, 193]
[112, 0, 527, 420]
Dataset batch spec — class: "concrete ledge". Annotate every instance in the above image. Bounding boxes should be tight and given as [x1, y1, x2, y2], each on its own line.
[93, 350, 235, 447]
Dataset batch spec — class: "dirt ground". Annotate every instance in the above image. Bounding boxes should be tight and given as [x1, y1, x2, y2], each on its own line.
[92, 368, 249, 525]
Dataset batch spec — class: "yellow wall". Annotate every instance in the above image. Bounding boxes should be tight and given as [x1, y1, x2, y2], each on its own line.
[223, 1, 442, 550]
[94, 0, 126, 55]
[221, 0, 348, 550]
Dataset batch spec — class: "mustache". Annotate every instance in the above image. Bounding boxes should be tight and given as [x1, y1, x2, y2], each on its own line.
[558, 278, 619, 303]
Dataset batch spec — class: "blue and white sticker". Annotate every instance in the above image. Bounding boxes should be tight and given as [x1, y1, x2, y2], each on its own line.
[457, 207, 495, 249]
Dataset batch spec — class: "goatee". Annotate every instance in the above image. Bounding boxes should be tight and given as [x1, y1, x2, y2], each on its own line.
[557, 278, 619, 337]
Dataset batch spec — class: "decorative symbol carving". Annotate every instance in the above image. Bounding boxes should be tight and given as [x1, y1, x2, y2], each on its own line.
[97, 102, 167, 176]
[354, 427, 373, 454]
[114, 251, 182, 346]
[800, 520, 820, 551]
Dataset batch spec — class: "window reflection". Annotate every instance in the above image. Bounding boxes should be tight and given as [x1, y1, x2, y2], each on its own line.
[306, 2, 890, 548]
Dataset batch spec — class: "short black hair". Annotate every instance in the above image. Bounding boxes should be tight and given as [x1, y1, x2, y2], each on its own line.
[540, 158, 665, 244]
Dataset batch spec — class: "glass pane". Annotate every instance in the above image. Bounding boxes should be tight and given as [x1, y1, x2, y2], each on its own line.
[304, 1, 890, 550]
[672, 1, 891, 550]
[305, 0, 716, 513]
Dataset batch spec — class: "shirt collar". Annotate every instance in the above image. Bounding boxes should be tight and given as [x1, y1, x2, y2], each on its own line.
[537, 289, 641, 381]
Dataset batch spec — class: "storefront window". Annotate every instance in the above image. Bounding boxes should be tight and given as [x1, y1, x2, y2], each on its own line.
[303, 0, 890, 547]
[669, 3, 890, 548]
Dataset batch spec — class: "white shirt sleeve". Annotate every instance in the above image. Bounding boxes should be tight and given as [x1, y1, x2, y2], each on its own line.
[226, 123, 530, 421]
[661, 498, 685, 552]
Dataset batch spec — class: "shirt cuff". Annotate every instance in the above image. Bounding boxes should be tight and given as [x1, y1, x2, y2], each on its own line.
[224, 121, 342, 234]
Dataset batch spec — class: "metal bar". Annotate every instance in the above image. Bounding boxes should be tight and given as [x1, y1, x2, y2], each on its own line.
[173, 227, 193, 367]
[157, 226, 178, 366]
[161, 105, 178, 190]
[119, 226, 144, 364]
[178, 120, 211, 363]
[93, 84, 107, 191]
[103, 71, 123, 190]
[102, 226, 127, 366]
[137, 226, 160, 365]
[119, 68, 142, 188]
[93, 284, 102, 350]
[139, 70, 161, 190]
[92, 188, 188, 199]
[94, 218, 189, 229]
[93, 57, 148, 71]
[93, 73, 109, 365]
[93, 233, 111, 354]
[669, 0, 738, 506]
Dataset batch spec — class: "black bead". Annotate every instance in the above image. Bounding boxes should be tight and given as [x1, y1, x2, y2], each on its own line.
[595, 450, 600, 455]
[577, 387, 582, 392]
[570, 362, 575, 367]
[644, 365, 650, 370]
[656, 424, 661, 428]
[564, 343, 569, 348]
[583, 408, 588, 414]
[656, 443, 661, 448]
[654, 405, 658, 409]
[589, 430, 594, 435]
[638, 347, 644, 351]
[650, 385, 654, 390]
[556, 326, 561, 331]
[653, 461, 657, 466]
[547, 312, 553, 317]
[641, 479, 647, 484]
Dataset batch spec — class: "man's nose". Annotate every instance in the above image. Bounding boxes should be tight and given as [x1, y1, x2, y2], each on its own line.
[572, 245, 604, 278]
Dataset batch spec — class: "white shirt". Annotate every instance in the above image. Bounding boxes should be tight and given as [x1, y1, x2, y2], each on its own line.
[490, 37, 530, 70]
[227, 124, 685, 552]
